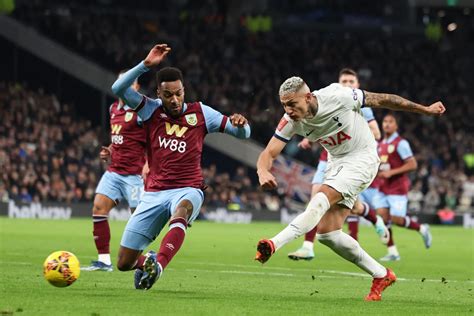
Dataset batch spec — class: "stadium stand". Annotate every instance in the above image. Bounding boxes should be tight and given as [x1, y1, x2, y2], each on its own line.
[2, 1, 473, 213]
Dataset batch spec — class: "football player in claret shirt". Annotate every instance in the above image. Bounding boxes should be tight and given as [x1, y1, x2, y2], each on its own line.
[255, 76, 445, 301]
[111, 44, 251, 290]
[83, 73, 146, 272]
[371, 113, 432, 261]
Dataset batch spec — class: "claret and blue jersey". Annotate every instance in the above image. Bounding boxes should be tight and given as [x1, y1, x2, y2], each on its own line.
[111, 61, 251, 251]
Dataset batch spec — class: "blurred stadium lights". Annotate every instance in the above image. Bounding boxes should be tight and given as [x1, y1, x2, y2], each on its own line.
[447, 22, 458, 31]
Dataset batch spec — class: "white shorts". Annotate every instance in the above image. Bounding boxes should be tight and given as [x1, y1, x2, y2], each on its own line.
[324, 152, 380, 209]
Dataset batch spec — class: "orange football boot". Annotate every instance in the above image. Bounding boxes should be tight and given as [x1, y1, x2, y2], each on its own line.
[365, 268, 397, 301]
[255, 239, 275, 264]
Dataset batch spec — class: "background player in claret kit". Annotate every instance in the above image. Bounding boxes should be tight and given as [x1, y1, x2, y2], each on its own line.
[110, 44, 251, 290]
[288, 68, 387, 261]
[255, 76, 445, 301]
[371, 113, 432, 261]
[82, 73, 147, 272]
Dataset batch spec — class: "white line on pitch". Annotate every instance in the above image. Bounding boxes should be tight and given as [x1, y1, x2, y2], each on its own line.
[175, 260, 474, 284]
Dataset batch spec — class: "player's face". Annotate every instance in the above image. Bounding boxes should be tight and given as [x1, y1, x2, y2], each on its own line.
[280, 92, 312, 121]
[382, 115, 398, 135]
[338, 74, 359, 89]
[158, 80, 185, 117]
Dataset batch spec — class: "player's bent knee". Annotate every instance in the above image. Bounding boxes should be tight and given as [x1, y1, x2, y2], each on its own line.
[173, 200, 194, 220]
[93, 194, 116, 215]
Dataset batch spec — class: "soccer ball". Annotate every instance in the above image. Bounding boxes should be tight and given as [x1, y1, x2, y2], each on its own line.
[43, 251, 80, 287]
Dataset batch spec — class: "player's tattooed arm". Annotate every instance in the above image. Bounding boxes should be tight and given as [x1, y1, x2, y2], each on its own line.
[364, 91, 446, 116]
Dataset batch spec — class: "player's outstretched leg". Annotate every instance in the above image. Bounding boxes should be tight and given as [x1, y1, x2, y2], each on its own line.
[287, 226, 317, 261]
[138, 217, 188, 290]
[83, 194, 116, 272]
[317, 207, 396, 301]
[317, 229, 396, 300]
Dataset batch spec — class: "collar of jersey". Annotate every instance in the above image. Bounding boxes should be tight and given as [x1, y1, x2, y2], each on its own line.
[383, 132, 399, 144]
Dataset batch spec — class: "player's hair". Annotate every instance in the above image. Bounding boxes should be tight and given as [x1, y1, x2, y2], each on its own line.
[384, 112, 398, 122]
[338, 68, 358, 78]
[156, 67, 184, 85]
[279, 76, 306, 97]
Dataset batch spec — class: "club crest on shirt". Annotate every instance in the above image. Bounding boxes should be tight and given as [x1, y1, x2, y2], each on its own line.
[388, 144, 395, 154]
[125, 112, 134, 122]
[185, 113, 198, 126]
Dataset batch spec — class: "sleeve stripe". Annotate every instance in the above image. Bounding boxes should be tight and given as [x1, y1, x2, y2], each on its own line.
[402, 155, 414, 161]
[366, 118, 375, 123]
[134, 96, 147, 113]
[273, 134, 290, 143]
[219, 116, 229, 133]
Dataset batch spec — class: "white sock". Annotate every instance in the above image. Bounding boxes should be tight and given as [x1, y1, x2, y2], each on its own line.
[271, 192, 330, 250]
[302, 241, 314, 250]
[387, 245, 399, 256]
[317, 230, 386, 278]
[98, 254, 111, 265]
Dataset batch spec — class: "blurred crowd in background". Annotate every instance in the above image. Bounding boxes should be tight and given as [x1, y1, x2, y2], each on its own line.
[1, 1, 473, 214]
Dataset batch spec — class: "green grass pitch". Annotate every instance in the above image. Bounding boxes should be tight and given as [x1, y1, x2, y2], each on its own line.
[0, 218, 473, 315]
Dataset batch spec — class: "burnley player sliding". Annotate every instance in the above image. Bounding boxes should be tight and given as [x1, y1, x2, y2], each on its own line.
[255, 76, 445, 301]
[111, 44, 251, 290]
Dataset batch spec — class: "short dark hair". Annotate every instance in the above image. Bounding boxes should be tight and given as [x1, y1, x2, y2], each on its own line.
[384, 112, 398, 122]
[338, 68, 358, 78]
[156, 67, 183, 85]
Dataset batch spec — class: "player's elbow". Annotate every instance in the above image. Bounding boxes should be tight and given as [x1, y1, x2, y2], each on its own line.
[406, 158, 417, 171]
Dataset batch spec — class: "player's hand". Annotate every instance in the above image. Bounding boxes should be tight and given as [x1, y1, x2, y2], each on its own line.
[425, 101, 445, 116]
[298, 138, 312, 150]
[144, 44, 171, 68]
[100, 146, 112, 162]
[258, 170, 278, 190]
[378, 170, 392, 179]
[229, 114, 248, 127]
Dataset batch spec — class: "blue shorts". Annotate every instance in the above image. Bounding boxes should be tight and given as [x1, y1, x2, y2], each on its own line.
[120, 187, 204, 251]
[359, 187, 379, 210]
[96, 171, 143, 208]
[372, 192, 408, 217]
[311, 161, 327, 184]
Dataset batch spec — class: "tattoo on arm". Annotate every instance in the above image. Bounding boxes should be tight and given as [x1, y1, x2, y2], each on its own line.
[364, 91, 427, 114]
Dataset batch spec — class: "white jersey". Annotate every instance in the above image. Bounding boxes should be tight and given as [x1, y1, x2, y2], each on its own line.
[275, 83, 377, 158]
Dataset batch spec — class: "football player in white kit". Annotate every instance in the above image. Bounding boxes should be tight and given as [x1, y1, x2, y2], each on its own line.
[255, 77, 445, 301]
